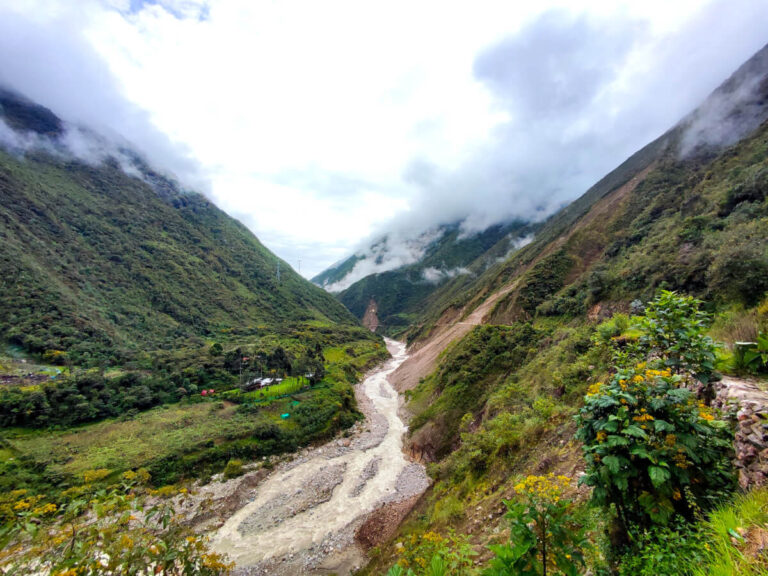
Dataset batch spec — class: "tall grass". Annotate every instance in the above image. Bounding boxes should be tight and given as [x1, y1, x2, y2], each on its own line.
[692, 488, 768, 576]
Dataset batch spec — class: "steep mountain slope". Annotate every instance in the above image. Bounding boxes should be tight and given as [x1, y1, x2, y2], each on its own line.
[314, 220, 535, 333]
[361, 42, 768, 575]
[0, 89, 362, 365]
[403, 43, 768, 350]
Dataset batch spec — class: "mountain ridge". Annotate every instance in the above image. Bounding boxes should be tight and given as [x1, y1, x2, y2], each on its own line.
[0, 88, 365, 365]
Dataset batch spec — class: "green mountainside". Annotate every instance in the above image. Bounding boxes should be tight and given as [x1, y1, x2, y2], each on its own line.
[0, 91, 385, 493]
[315, 220, 535, 333]
[360, 43, 768, 576]
[0, 95, 360, 366]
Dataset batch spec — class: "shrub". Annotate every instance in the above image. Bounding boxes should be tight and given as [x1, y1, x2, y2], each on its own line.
[618, 520, 707, 576]
[707, 242, 768, 306]
[387, 530, 476, 576]
[577, 364, 734, 531]
[222, 459, 244, 479]
[577, 291, 736, 543]
[484, 474, 585, 576]
[635, 290, 716, 382]
[0, 470, 232, 574]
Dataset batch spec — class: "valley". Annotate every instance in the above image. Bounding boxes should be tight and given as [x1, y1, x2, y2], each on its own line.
[1, 7, 768, 576]
[210, 339, 429, 575]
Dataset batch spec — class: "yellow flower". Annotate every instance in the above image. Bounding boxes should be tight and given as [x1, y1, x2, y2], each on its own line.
[586, 382, 603, 396]
[596, 431, 607, 443]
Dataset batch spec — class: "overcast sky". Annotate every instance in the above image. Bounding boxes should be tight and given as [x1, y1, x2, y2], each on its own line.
[1, 0, 767, 277]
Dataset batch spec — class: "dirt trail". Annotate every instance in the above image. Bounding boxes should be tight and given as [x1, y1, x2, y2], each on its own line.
[389, 283, 517, 393]
[211, 339, 430, 575]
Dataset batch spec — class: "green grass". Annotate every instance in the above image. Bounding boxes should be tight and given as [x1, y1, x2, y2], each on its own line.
[323, 347, 348, 363]
[222, 376, 309, 402]
[0, 145, 361, 366]
[692, 488, 768, 576]
[4, 402, 260, 477]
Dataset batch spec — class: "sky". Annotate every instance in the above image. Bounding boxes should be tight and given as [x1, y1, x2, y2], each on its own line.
[0, 0, 767, 278]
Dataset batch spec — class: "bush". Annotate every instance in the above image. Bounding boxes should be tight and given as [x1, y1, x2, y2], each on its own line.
[577, 292, 736, 540]
[635, 290, 716, 382]
[708, 242, 768, 306]
[222, 459, 244, 480]
[387, 530, 475, 576]
[578, 364, 735, 530]
[484, 474, 585, 576]
[0, 470, 232, 574]
[618, 520, 707, 576]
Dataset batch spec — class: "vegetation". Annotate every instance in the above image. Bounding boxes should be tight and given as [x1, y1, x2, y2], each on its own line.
[484, 474, 585, 576]
[577, 292, 735, 539]
[358, 51, 768, 576]
[325, 221, 536, 335]
[0, 468, 231, 575]
[0, 339, 385, 491]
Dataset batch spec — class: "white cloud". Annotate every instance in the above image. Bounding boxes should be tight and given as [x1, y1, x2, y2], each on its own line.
[1, 0, 767, 278]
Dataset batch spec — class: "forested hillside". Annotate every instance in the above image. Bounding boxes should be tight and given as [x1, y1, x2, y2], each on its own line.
[315, 220, 536, 333]
[0, 90, 386, 508]
[0, 91, 360, 366]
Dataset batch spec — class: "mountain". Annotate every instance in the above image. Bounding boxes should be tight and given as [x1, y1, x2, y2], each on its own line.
[0, 88, 364, 366]
[313, 219, 536, 333]
[360, 42, 768, 575]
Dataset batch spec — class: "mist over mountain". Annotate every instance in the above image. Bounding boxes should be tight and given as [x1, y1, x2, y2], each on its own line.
[0, 89, 360, 363]
[317, 41, 768, 338]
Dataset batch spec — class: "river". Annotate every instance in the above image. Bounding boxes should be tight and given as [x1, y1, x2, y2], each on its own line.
[211, 338, 430, 575]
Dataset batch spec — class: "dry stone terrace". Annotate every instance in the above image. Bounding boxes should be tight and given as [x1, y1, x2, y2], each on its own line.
[714, 376, 768, 490]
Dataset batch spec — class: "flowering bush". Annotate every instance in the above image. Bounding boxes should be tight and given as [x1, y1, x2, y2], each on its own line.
[634, 290, 716, 382]
[387, 530, 476, 576]
[0, 469, 232, 575]
[576, 362, 735, 530]
[483, 474, 585, 576]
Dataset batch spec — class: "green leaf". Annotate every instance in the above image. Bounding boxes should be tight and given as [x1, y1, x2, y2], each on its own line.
[629, 446, 655, 462]
[603, 420, 619, 432]
[603, 455, 622, 473]
[653, 419, 674, 433]
[648, 465, 671, 487]
[623, 425, 649, 439]
[606, 435, 630, 447]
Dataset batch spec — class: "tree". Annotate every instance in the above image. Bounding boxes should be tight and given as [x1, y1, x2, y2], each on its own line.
[209, 342, 223, 357]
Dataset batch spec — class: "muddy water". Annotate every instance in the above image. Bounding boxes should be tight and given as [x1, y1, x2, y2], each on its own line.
[212, 338, 429, 574]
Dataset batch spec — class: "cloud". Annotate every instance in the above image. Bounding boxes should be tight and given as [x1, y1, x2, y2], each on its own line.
[421, 266, 471, 285]
[680, 45, 768, 156]
[2, 0, 768, 280]
[393, 3, 768, 240]
[320, 227, 447, 292]
[0, 1, 207, 191]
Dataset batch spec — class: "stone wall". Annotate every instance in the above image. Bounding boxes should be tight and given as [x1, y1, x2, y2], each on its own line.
[713, 376, 768, 490]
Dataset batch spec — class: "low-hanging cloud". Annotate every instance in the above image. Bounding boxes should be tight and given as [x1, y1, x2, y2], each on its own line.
[680, 45, 768, 156]
[320, 2, 768, 288]
[2, 1, 768, 282]
[0, 1, 207, 192]
[385, 2, 768, 238]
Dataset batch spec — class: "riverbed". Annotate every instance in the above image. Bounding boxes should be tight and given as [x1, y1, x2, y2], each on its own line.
[211, 338, 430, 575]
